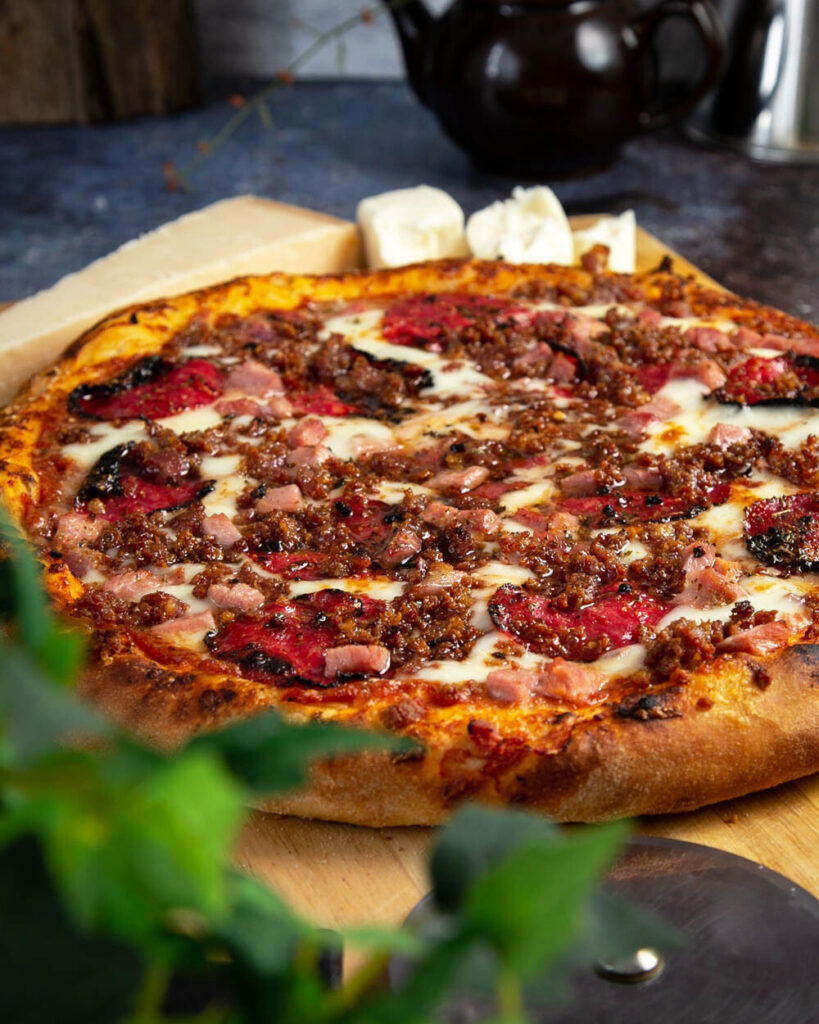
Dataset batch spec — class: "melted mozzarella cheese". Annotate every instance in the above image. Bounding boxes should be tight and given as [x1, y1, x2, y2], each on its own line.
[63, 421, 147, 470]
[158, 404, 224, 435]
[320, 416, 397, 460]
[322, 310, 493, 400]
[287, 577, 406, 600]
[642, 377, 819, 453]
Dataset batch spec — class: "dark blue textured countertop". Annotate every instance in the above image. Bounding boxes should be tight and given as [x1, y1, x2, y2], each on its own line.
[2, 81, 817, 319]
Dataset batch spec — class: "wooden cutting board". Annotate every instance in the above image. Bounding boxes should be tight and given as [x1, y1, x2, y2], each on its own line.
[5, 210, 819, 936]
[235, 218, 819, 933]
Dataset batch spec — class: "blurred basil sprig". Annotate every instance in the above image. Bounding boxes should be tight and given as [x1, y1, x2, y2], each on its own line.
[0, 509, 669, 1023]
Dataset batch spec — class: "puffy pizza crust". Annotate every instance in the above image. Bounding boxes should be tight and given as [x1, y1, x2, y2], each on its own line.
[3, 257, 819, 825]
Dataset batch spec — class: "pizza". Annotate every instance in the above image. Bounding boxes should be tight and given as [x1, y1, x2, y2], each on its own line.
[3, 252, 819, 826]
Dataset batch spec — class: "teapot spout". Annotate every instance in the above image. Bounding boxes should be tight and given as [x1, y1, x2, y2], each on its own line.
[381, 0, 435, 105]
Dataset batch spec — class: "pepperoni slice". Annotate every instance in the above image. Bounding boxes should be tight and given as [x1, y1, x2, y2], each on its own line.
[206, 589, 385, 686]
[251, 551, 328, 581]
[636, 364, 671, 394]
[488, 584, 669, 662]
[70, 357, 223, 421]
[745, 492, 819, 570]
[333, 497, 394, 545]
[75, 443, 212, 519]
[562, 483, 730, 528]
[382, 293, 530, 352]
[714, 354, 819, 406]
[289, 387, 358, 417]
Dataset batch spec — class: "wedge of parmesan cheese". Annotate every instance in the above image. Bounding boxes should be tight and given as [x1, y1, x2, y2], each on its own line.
[0, 196, 360, 405]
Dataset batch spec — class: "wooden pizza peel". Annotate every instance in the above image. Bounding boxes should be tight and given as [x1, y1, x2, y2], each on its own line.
[3, 206, 818, 939]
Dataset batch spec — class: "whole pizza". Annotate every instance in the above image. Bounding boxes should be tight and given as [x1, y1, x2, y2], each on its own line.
[3, 252, 819, 825]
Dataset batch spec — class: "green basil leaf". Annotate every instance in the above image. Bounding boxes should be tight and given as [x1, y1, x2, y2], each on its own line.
[464, 821, 628, 975]
[44, 749, 244, 940]
[0, 644, 109, 764]
[0, 507, 51, 654]
[431, 805, 558, 913]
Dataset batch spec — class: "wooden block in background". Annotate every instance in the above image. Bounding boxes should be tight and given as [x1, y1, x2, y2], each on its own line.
[0, 0, 199, 124]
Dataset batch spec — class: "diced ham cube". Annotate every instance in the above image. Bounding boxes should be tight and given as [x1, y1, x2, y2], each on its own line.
[412, 566, 469, 595]
[102, 570, 163, 601]
[622, 465, 665, 490]
[428, 466, 490, 494]
[717, 618, 801, 655]
[545, 511, 581, 537]
[350, 435, 400, 458]
[287, 444, 332, 467]
[637, 307, 663, 326]
[150, 610, 216, 638]
[752, 333, 819, 356]
[732, 326, 763, 349]
[461, 509, 502, 533]
[201, 513, 242, 547]
[54, 512, 103, 549]
[287, 416, 327, 448]
[534, 658, 606, 705]
[707, 423, 753, 449]
[255, 484, 304, 513]
[324, 644, 391, 678]
[381, 528, 423, 567]
[559, 468, 599, 496]
[264, 396, 295, 419]
[422, 501, 458, 528]
[215, 397, 263, 418]
[207, 582, 265, 612]
[421, 502, 499, 533]
[64, 549, 96, 578]
[670, 358, 726, 390]
[676, 542, 745, 608]
[226, 360, 284, 397]
[685, 326, 728, 354]
[548, 352, 576, 382]
[569, 315, 609, 358]
[485, 669, 536, 704]
[512, 343, 552, 375]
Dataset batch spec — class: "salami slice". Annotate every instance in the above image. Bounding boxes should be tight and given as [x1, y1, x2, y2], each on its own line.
[745, 492, 819, 570]
[488, 583, 669, 662]
[70, 357, 223, 421]
[75, 443, 213, 518]
[206, 589, 385, 686]
[714, 353, 819, 406]
[382, 293, 529, 352]
[562, 483, 730, 528]
[289, 387, 358, 417]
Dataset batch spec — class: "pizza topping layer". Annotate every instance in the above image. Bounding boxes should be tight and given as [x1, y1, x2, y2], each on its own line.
[18, 269, 819, 735]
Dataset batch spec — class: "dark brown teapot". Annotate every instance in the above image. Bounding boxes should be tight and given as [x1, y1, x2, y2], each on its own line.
[384, 0, 724, 176]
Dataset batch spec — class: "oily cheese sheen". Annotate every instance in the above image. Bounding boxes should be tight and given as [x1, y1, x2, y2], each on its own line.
[3, 257, 819, 826]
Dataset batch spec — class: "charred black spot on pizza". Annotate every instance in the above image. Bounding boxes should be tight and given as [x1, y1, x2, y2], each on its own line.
[76, 443, 131, 502]
[615, 690, 683, 720]
[744, 493, 819, 570]
[68, 356, 223, 421]
[781, 643, 819, 684]
[75, 442, 214, 518]
[205, 589, 387, 688]
[713, 352, 819, 407]
[198, 686, 238, 712]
